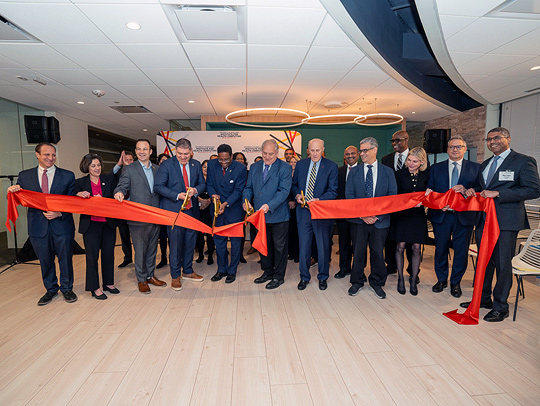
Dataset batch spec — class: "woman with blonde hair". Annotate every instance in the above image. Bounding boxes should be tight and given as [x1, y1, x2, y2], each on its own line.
[389, 147, 430, 296]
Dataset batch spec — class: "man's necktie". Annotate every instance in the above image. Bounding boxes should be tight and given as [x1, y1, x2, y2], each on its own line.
[451, 162, 459, 188]
[305, 163, 317, 201]
[262, 164, 269, 182]
[182, 164, 191, 209]
[41, 169, 49, 194]
[397, 154, 403, 170]
[222, 168, 226, 176]
[365, 165, 373, 198]
[486, 155, 500, 186]
[346, 166, 351, 181]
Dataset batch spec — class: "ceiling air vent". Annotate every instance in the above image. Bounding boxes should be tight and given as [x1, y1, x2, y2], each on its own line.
[110, 106, 153, 114]
[0, 14, 40, 42]
[174, 5, 238, 40]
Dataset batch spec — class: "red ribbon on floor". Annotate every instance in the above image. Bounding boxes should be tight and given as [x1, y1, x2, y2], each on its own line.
[310, 190, 499, 325]
[6, 189, 268, 256]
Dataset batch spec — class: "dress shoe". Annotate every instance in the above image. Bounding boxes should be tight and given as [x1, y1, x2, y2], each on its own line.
[225, 274, 236, 284]
[297, 280, 309, 290]
[460, 299, 493, 309]
[450, 283, 462, 298]
[432, 281, 447, 293]
[63, 290, 78, 303]
[288, 255, 294, 260]
[348, 283, 363, 296]
[483, 309, 509, 322]
[171, 276, 183, 291]
[103, 285, 120, 294]
[207, 255, 214, 265]
[254, 273, 273, 284]
[397, 277, 405, 295]
[319, 280, 328, 290]
[156, 258, 167, 269]
[310, 258, 317, 268]
[195, 256, 204, 264]
[266, 279, 284, 289]
[138, 281, 151, 294]
[247, 246, 257, 255]
[211, 272, 226, 282]
[182, 272, 204, 282]
[410, 283, 418, 296]
[334, 269, 351, 279]
[118, 259, 132, 268]
[92, 290, 107, 300]
[37, 291, 58, 306]
[370, 285, 386, 299]
[148, 276, 167, 287]
[239, 256, 247, 264]
[294, 258, 299, 263]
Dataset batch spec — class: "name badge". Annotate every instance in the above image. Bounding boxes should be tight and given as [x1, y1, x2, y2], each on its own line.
[499, 170, 514, 181]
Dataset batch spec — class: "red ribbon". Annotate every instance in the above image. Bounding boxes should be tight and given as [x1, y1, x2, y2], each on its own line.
[310, 190, 499, 325]
[6, 190, 268, 256]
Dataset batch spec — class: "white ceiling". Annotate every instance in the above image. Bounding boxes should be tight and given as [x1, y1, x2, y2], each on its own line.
[0, 0, 537, 139]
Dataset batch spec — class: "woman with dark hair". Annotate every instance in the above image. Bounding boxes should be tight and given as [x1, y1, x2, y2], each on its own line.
[233, 152, 249, 263]
[288, 156, 300, 262]
[156, 153, 170, 269]
[74, 153, 120, 300]
[196, 159, 215, 265]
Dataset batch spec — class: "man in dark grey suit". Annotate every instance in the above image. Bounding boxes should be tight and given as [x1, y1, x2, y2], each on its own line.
[462, 127, 540, 322]
[114, 139, 167, 294]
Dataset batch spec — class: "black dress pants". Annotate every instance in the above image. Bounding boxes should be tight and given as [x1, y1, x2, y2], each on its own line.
[261, 221, 289, 281]
[83, 221, 116, 291]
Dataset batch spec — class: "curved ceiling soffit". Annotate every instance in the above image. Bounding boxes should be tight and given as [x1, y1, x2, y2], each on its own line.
[319, 0, 479, 114]
[414, 0, 491, 106]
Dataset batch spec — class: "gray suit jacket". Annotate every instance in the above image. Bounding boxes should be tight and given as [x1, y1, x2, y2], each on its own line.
[114, 161, 160, 226]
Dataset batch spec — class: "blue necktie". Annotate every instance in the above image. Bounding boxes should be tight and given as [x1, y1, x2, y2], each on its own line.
[365, 165, 373, 198]
[486, 155, 500, 185]
[262, 164, 269, 182]
[451, 162, 459, 188]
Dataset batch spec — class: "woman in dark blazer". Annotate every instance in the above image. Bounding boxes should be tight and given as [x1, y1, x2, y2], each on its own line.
[74, 154, 120, 300]
[390, 147, 430, 296]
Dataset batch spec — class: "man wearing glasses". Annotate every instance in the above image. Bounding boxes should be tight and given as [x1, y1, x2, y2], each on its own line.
[460, 127, 540, 322]
[206, 144, 247, 284]
[346, 137, 397, 298]
[426, 136, 480, 298]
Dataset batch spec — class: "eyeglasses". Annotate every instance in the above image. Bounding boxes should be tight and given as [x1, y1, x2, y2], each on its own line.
[390, 138, 407, 144]
[484, 135, 508, 143]
[447, 145, 465, 151]
[218, 158, 231, 163]
[359, 147, 375, 154]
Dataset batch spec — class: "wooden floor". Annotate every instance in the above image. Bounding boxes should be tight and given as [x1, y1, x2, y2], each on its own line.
[1, 241, 539, 406]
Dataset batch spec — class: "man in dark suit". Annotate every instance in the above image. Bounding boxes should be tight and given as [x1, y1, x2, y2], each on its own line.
[346, 137, 397, 299]
[426, 136, 480, 298]
[335, 145, 359, 279]
[155, 138, 206, 290]
[114, 139, 167, 294]
[461, 127, 540, 322]
[243, 139, 292, 289]
[8, 142, 78, 306]
[206, 144, 247, 284]
[292, 139, 338, 290]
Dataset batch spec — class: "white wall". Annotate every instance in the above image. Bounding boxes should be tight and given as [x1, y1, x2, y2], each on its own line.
[52, 113, 90, 177]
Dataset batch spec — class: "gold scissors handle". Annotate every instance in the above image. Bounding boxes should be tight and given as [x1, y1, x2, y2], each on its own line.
[244, 198, 254, 217]
[300, 190, 308, 208]
[212, 196, 221, 235]
[180, 187, 192, 211]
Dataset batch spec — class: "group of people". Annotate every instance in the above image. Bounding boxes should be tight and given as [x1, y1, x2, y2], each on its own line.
[8, 126, 540, 323]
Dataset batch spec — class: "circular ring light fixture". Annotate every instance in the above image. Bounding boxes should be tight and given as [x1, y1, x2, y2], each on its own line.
[301, 114, 366, 125]
[355, 113, 404, 126]
[225, 108, 309, 128]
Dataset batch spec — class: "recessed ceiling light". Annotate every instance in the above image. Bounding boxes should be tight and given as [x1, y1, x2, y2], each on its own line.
[126, 22, 141, 30]
[143, 129, 148, 132]
[188, 100, 195, 104]
[530, 66, 540, 71]
[77, 101, 85, 104]
[412, 111, 416, 114]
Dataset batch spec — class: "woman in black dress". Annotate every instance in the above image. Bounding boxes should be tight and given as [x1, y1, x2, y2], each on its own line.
[233, 152, 249, 263]
[390, 147, 430, 296]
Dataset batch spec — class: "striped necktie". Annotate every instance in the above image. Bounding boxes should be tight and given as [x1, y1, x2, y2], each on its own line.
[305, 163, 317, 201]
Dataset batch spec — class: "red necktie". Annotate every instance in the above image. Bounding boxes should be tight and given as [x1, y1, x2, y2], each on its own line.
[222, 168, 226, 176]
[41, 169, 49, 194]
[182, 164, 191, 210]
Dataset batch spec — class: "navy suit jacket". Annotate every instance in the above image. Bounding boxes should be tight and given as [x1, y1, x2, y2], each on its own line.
[154, 157, 206, 218]
[74, 173, 119, 234]
[17, 166, 75, 238]
[291, 157, 338, 203]
[242, 159, 292, 223]
[476, 150, 540, 231]
[345, 162, 397, 228]
[427, 159, 480, 226]
[206, 159, 247, 225]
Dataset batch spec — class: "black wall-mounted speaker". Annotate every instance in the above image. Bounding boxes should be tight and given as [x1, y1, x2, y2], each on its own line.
[424, 129, 450, 153]
[24, 116, 61, 144]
